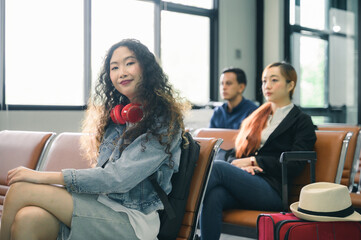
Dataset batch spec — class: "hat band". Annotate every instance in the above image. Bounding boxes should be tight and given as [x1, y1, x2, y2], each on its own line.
[297, 205, 355, 218]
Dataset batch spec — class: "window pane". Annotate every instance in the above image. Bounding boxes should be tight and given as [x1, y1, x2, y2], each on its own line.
[5, 0, 84, 106]
[311, 116, 328, 125]
[289, 0, 326, 30]
[293, 34, 327, 108]
[165, 0, 213, 9]
[161, 11, 210, 105]
[91, 0, 154, 91]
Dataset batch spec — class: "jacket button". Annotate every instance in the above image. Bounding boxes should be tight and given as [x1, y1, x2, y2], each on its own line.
[255, 152, 258, 155]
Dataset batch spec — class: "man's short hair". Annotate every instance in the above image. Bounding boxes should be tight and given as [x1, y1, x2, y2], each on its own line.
[222, 67, 247, 85]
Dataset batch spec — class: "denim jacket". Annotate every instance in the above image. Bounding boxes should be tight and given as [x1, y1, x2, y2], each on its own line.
[62, 122, 182, 214]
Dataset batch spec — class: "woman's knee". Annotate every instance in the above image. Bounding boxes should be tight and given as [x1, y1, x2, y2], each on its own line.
[212, 160, 232, 174]
[213, 160, 228, 168]
[6, 182, 32, 196]
[209, 160, 231, 182]
[12, 206, 41, 230]
[4, 182, 32, 204]
[11, 206, 59, 239]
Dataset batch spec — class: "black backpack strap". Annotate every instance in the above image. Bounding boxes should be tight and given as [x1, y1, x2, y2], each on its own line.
[149, 173, 176, 219]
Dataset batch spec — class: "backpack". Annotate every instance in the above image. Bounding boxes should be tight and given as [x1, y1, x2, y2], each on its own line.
[149, 131, 200, 240]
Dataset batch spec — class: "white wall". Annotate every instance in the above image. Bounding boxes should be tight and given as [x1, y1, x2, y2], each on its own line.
[218, 0, 285, 97]
[263, 0, 284, 67]
[0, 111, 84, 133]
[218, 0, 257, 102]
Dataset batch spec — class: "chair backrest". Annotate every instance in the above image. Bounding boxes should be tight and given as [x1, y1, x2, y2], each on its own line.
[176, 137, 222, 240]
[193, 128, 238, 150]
[288, 130, 351, 204]
[38, 132, 92, 171]
[0, 130, 55, 213]
[318, 124, 361, 190]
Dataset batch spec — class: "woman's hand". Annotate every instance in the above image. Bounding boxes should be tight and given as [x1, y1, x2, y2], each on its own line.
[7, 167, 65, 186]
[231, 157, 257, 168]
[7, 166, 42, 185]
[241, 166, 263, 175]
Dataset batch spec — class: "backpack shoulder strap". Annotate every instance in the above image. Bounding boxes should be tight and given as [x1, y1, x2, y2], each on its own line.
[149, 173, 176, 219]
[149, 132, 194, 220]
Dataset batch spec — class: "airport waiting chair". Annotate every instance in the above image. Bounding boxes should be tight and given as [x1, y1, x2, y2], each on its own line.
[193, 128, 351, 238]
[193, 128, 238, 151]
[38, 132, 223, 240]
[221, 130, 351, 238]
[40, 132, 223, 240]
[38, 132, 92, 171]
[318, 124, 361, 191]
[0, 130, 55, 219]
[177, 137, 223, 240]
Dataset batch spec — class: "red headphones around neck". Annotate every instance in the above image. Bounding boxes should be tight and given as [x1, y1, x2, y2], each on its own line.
[110, 103, 143, 124]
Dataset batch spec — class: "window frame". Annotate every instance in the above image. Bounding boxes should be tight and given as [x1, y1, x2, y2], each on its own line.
[0, 0, 218, 110]
[159, 1, 218, 106]
[284, 0, 360, 124]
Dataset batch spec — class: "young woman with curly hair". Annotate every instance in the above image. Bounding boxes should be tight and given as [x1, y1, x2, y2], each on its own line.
[0, 39, 189, 240]
[199, 62, 317, 240]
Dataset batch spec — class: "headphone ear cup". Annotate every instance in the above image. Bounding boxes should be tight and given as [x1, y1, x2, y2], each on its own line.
[121, 103, 143, 123]
[110, 104, 126, 124]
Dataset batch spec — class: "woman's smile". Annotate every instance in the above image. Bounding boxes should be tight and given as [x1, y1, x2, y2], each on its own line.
[120, 79, 133, 86]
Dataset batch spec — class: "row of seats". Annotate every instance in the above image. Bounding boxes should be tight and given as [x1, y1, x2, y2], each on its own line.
[0, 130, 223, 240]
[193, 125, 361, 238]
[1, 126, 361, 239]
[0, 132, 91, 210]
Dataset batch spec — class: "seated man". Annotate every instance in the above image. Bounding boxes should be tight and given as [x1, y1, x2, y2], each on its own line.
[210, 67, 258, 129]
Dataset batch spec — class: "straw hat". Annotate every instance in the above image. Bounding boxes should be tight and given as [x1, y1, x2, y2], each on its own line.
[290, 182, 361, 222]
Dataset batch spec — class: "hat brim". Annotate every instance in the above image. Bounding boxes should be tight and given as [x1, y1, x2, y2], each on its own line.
[290, 202, 361, 222]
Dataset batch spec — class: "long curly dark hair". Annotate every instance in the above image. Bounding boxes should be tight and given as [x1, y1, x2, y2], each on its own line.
[82, 39, 189, 166]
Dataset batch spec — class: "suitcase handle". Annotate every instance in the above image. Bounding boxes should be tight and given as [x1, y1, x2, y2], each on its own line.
[279, 151, 317, 211]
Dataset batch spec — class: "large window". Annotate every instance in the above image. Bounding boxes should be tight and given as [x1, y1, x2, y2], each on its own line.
[290, 0, 327, 30]
[0, 0, 216, 109]
[287, 0, 358, 124]
[161, 11, 210, 104]
[292, 34, 327, 108]
[4, 0, 84, 106]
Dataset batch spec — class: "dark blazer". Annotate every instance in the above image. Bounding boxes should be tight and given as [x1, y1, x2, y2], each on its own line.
[226, 105, 317, 195]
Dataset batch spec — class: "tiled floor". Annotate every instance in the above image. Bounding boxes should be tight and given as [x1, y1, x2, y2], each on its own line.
[195, 230, 255, 240]
[220, 233, 255, 240]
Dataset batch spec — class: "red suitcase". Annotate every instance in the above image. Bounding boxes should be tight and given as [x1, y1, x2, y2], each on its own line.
[257, 212, 361, 240]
